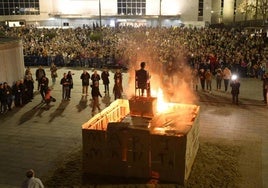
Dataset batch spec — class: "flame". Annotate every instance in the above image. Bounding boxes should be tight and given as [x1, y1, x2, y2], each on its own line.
[151, 88, 172, 113]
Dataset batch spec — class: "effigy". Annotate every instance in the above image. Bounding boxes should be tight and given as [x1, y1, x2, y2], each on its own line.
[82, 96, 200, 184]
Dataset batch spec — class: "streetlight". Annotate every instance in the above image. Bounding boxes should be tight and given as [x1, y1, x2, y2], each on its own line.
[99, 0, 102, 27]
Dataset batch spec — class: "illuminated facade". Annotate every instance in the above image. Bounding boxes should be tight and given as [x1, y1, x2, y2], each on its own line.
[0, 0, 259, 27]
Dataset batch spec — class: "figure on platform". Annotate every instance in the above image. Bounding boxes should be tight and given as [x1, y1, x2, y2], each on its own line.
[114, 69, 123, 86]
[135, 62, 150, 96]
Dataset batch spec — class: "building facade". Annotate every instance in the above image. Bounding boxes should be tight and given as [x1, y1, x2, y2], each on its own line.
[0, 0, 263, 28]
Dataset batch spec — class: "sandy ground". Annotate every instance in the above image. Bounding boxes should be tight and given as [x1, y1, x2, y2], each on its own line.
[43, 136, 261, 188]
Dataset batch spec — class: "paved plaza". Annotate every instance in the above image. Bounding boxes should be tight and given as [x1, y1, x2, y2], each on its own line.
[0, 67, 267, 187]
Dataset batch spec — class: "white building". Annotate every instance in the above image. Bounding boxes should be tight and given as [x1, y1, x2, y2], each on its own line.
[0, 0, 261, 28]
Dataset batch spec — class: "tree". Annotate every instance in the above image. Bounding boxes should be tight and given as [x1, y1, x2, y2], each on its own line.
[238, 0, 268, 25]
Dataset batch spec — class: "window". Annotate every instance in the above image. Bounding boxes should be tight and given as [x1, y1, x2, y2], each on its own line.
[198, 0, 204, 17]
[117, 0, 146, 15]
[0, 0, 40, 15]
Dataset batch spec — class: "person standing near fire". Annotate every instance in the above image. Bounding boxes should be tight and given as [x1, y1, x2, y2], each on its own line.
[113, 78, 123, 100]
[101, 68, 110, 94]
[91, 81, 102, 113]
[136, 62, 150, 96]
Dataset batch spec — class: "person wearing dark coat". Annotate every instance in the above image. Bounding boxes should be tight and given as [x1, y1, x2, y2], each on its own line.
[3, 82, 13, 110]
[67, 71, 74, 98]
[60, 73, 71, 100]
[35, 66, 46, 91]
[230, 77, 240, 105]
[101, 69, 110, 94]
[80, 70, 90, 96]
[113, 78, 123, 100]
[40, 76, 49, 101]
[136, 62, 149, 96]
[91, 81, 102, 113]
[91, 70, 101, 84]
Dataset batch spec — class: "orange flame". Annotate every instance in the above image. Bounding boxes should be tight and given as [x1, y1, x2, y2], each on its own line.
[151, 88, 174, 113]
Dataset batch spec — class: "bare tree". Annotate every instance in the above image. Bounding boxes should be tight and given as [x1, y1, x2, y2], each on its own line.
[238, 0, 268, 25]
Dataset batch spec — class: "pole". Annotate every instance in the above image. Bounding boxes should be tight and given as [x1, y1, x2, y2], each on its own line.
[159, 0, 162, 27]
[99, 0, 102, 27]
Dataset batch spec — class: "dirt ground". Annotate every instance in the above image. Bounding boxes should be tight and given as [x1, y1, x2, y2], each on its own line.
[43, 137, 261, 188]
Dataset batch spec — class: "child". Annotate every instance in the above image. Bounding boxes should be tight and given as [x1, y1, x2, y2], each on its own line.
[113, 78, 123, 100]
[44, 87, 56, 105]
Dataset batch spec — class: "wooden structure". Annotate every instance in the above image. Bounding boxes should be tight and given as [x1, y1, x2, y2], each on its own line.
[82, 99, 200, 185]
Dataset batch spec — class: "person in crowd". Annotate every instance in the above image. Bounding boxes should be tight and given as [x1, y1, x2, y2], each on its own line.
[215, 68, 223, 91]
[91, 81, 102, 113]
[24, 66, 31, 76]
[192, 68, 199, 91]
[67, 71, 74, 98]
[262, 73, 268, 104]
[91, 70, 101, 84]
[80, 69, 90, 96]
[223, 67, 232, 92]
[3, 82, 13, 111]
[230, 75, 240, 105]
[35, 66, 46, 91]
[136, 62, 149, 96]
[21, 169, 44, 188]
[101, 68, 110, 94]
[12, 80, 22, 107]
[199, 68, 206, 91]
[0, 83, 6, 113]
[60, 73, 71, 101]
[113, 78, 123, 100]
[50, 63, 58, 84]
[24, 74, 34, 101]
[205, 69, 212, 93]
[40, 75, 49, 102]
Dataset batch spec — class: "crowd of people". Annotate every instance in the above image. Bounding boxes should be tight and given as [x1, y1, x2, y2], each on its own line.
[0, 25, 268, 113]
[1, 25, 267, 77]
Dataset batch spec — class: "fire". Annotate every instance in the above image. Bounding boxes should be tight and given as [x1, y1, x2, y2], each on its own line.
[151, 88, 173, 113]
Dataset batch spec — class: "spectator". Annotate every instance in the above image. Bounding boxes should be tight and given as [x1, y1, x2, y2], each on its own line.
[60, 73, 71, 101]
[215, 68, 223, 91]
[67, 71, 74, 98]
[230, 76, 240, 105]
[40, 76, 49, 102]
[205, 69, 212, 93]
[91, 70, 101, 84]
[199, 69, 206, 91]
[223, 67, 232, 92]
[3, 82, 13, 111]
[50, 63, 58, 84]
[35, 66, 46, 91]
[80, 69, 90, 96]
[21, 169, 44, 188]
[101, 68, 110, 94]
[262, 73, 268, 104]
[91, 81, 102, 113]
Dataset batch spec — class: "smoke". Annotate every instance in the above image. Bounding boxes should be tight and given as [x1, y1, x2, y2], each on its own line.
[115, 27, 198, 104]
